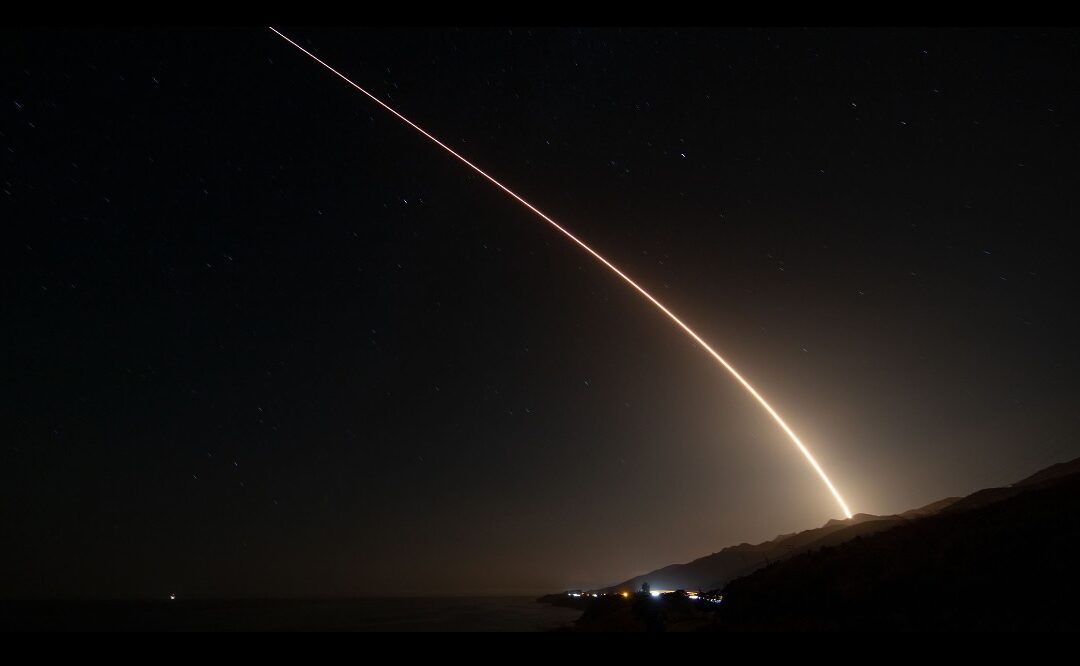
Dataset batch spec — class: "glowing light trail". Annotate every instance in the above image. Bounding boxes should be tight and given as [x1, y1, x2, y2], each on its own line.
[268, 27, 854, 519]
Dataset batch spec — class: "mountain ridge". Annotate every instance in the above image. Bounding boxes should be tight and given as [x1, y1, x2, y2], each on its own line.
[595, 456, 1080, 595]
[712, 458, 1080, 630]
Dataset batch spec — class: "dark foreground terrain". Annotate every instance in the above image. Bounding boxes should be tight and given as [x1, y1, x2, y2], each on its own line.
[713, 469, 1080, 630]
[544, 457, 1080, 631]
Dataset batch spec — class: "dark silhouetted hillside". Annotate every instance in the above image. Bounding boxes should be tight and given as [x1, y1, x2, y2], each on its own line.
[713, 463, 1080, 630]
[600, 504, 956, 594]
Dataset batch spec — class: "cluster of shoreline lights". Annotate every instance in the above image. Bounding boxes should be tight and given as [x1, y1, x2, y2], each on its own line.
[566, 588, 723, 604]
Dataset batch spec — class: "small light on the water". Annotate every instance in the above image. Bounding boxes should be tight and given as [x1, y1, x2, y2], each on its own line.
[169, 594, 176, 600]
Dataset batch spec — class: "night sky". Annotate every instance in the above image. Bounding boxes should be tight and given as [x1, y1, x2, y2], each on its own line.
[4, 27, 1080, 599]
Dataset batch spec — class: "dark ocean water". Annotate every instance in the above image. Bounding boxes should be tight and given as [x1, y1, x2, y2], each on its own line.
[0, 597, 582, 632]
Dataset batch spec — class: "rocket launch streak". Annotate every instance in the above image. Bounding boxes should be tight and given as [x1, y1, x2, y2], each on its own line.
[268, 27, 854, 519]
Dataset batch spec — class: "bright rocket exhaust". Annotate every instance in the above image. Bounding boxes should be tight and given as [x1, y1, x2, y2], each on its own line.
[268, 27, 854, 519]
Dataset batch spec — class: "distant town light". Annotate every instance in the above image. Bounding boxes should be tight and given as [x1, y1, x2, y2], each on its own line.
[169, 594, 176, 600]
